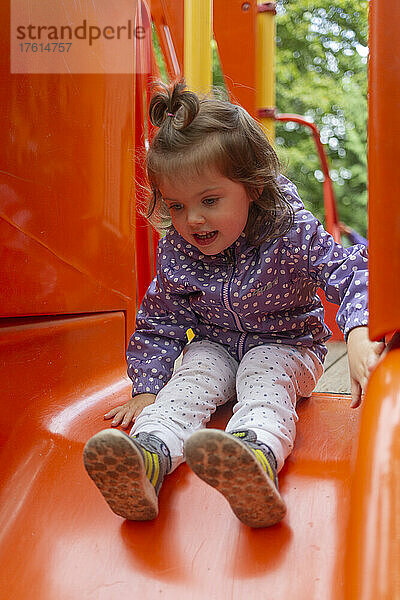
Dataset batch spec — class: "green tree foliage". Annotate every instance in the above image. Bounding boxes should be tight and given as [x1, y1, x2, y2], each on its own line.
[151, 2, 369, 237]
[275, 0, 369, 236]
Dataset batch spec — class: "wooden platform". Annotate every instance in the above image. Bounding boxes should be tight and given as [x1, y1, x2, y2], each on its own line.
[315, 341, 351, 395]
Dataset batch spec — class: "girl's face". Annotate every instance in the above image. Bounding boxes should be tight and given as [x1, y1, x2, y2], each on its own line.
[160, 170, 252, 255]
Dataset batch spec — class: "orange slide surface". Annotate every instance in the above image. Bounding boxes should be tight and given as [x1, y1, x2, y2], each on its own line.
[0, 311, 363, 600]
[1, 0, 400, 597]
[1, 318, 399, 599]
[0, 391, 358, 599]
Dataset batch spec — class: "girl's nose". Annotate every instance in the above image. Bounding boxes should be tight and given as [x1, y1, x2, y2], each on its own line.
[187, 210, 206, 226]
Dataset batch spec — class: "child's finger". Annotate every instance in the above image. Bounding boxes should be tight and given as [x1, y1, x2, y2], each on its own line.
[374, 341, 386, 355]
[111, 410, 127, 426]
[104, 406, 124, 419]
[121, 409, 135, 428]
[350, 378, 362, 409]
[368, 343, 385, 370]
[133, 405, 147, 419]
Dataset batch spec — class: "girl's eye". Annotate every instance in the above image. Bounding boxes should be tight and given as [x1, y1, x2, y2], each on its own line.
[203, 197, 218, 206]
[168, 204, 182, 211]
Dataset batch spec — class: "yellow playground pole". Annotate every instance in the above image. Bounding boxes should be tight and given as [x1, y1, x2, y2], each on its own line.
[184, 0, 213, 94]
[257, 1, 276, 141]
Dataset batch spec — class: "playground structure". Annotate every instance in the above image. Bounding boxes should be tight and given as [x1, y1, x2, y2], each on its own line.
[0, 1, 399, 598]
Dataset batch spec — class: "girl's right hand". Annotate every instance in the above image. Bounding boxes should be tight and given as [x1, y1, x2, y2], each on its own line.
[104, 393, 156, 429]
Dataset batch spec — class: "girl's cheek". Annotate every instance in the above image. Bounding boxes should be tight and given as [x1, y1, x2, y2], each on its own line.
[171, 216, 184, 231]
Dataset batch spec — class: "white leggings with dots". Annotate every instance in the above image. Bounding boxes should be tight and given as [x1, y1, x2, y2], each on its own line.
[130, 340, 323, 472]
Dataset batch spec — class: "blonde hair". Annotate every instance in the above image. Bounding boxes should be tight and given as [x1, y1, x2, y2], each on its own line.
[143, 80, 293, 246]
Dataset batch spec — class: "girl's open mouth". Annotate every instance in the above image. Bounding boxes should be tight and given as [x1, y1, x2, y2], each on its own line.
[193, 231, 218, 246]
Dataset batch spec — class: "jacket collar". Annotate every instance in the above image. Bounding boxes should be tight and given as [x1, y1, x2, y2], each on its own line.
[168, 228, 258, 264]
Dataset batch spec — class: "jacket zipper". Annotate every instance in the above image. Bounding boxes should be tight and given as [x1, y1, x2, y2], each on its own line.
[221, 249, 248, 359]
[237, 333, 247, 360]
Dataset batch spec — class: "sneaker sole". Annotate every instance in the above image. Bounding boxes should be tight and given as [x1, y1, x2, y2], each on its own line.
[185, 429, 286, 528]
[83, 429, 158, 520]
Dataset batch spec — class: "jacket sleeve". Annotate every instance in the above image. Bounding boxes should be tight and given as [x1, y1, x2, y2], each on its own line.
[126, 265, 199, 397]
[290, 211, 369, 340]
[345, 228, 368, 247]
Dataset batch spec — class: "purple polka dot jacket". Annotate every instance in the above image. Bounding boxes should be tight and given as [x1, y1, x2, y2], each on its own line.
[127, 176, 369, 396]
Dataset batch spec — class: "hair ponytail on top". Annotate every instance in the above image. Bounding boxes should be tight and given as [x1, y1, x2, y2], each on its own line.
[149, 80, 200, 130]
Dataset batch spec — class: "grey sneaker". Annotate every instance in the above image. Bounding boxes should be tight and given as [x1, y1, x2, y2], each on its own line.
[185, 429, 286, 528]
[83, 430, 171, 520]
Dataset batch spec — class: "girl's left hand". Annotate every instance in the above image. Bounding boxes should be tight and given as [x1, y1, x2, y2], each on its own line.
[346, 326, 385, 408]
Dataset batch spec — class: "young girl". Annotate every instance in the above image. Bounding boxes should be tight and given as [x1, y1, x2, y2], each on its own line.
[83, 81, 384, 528]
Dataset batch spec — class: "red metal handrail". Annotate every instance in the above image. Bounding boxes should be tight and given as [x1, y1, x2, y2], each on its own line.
[274, 112, 341, 242]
